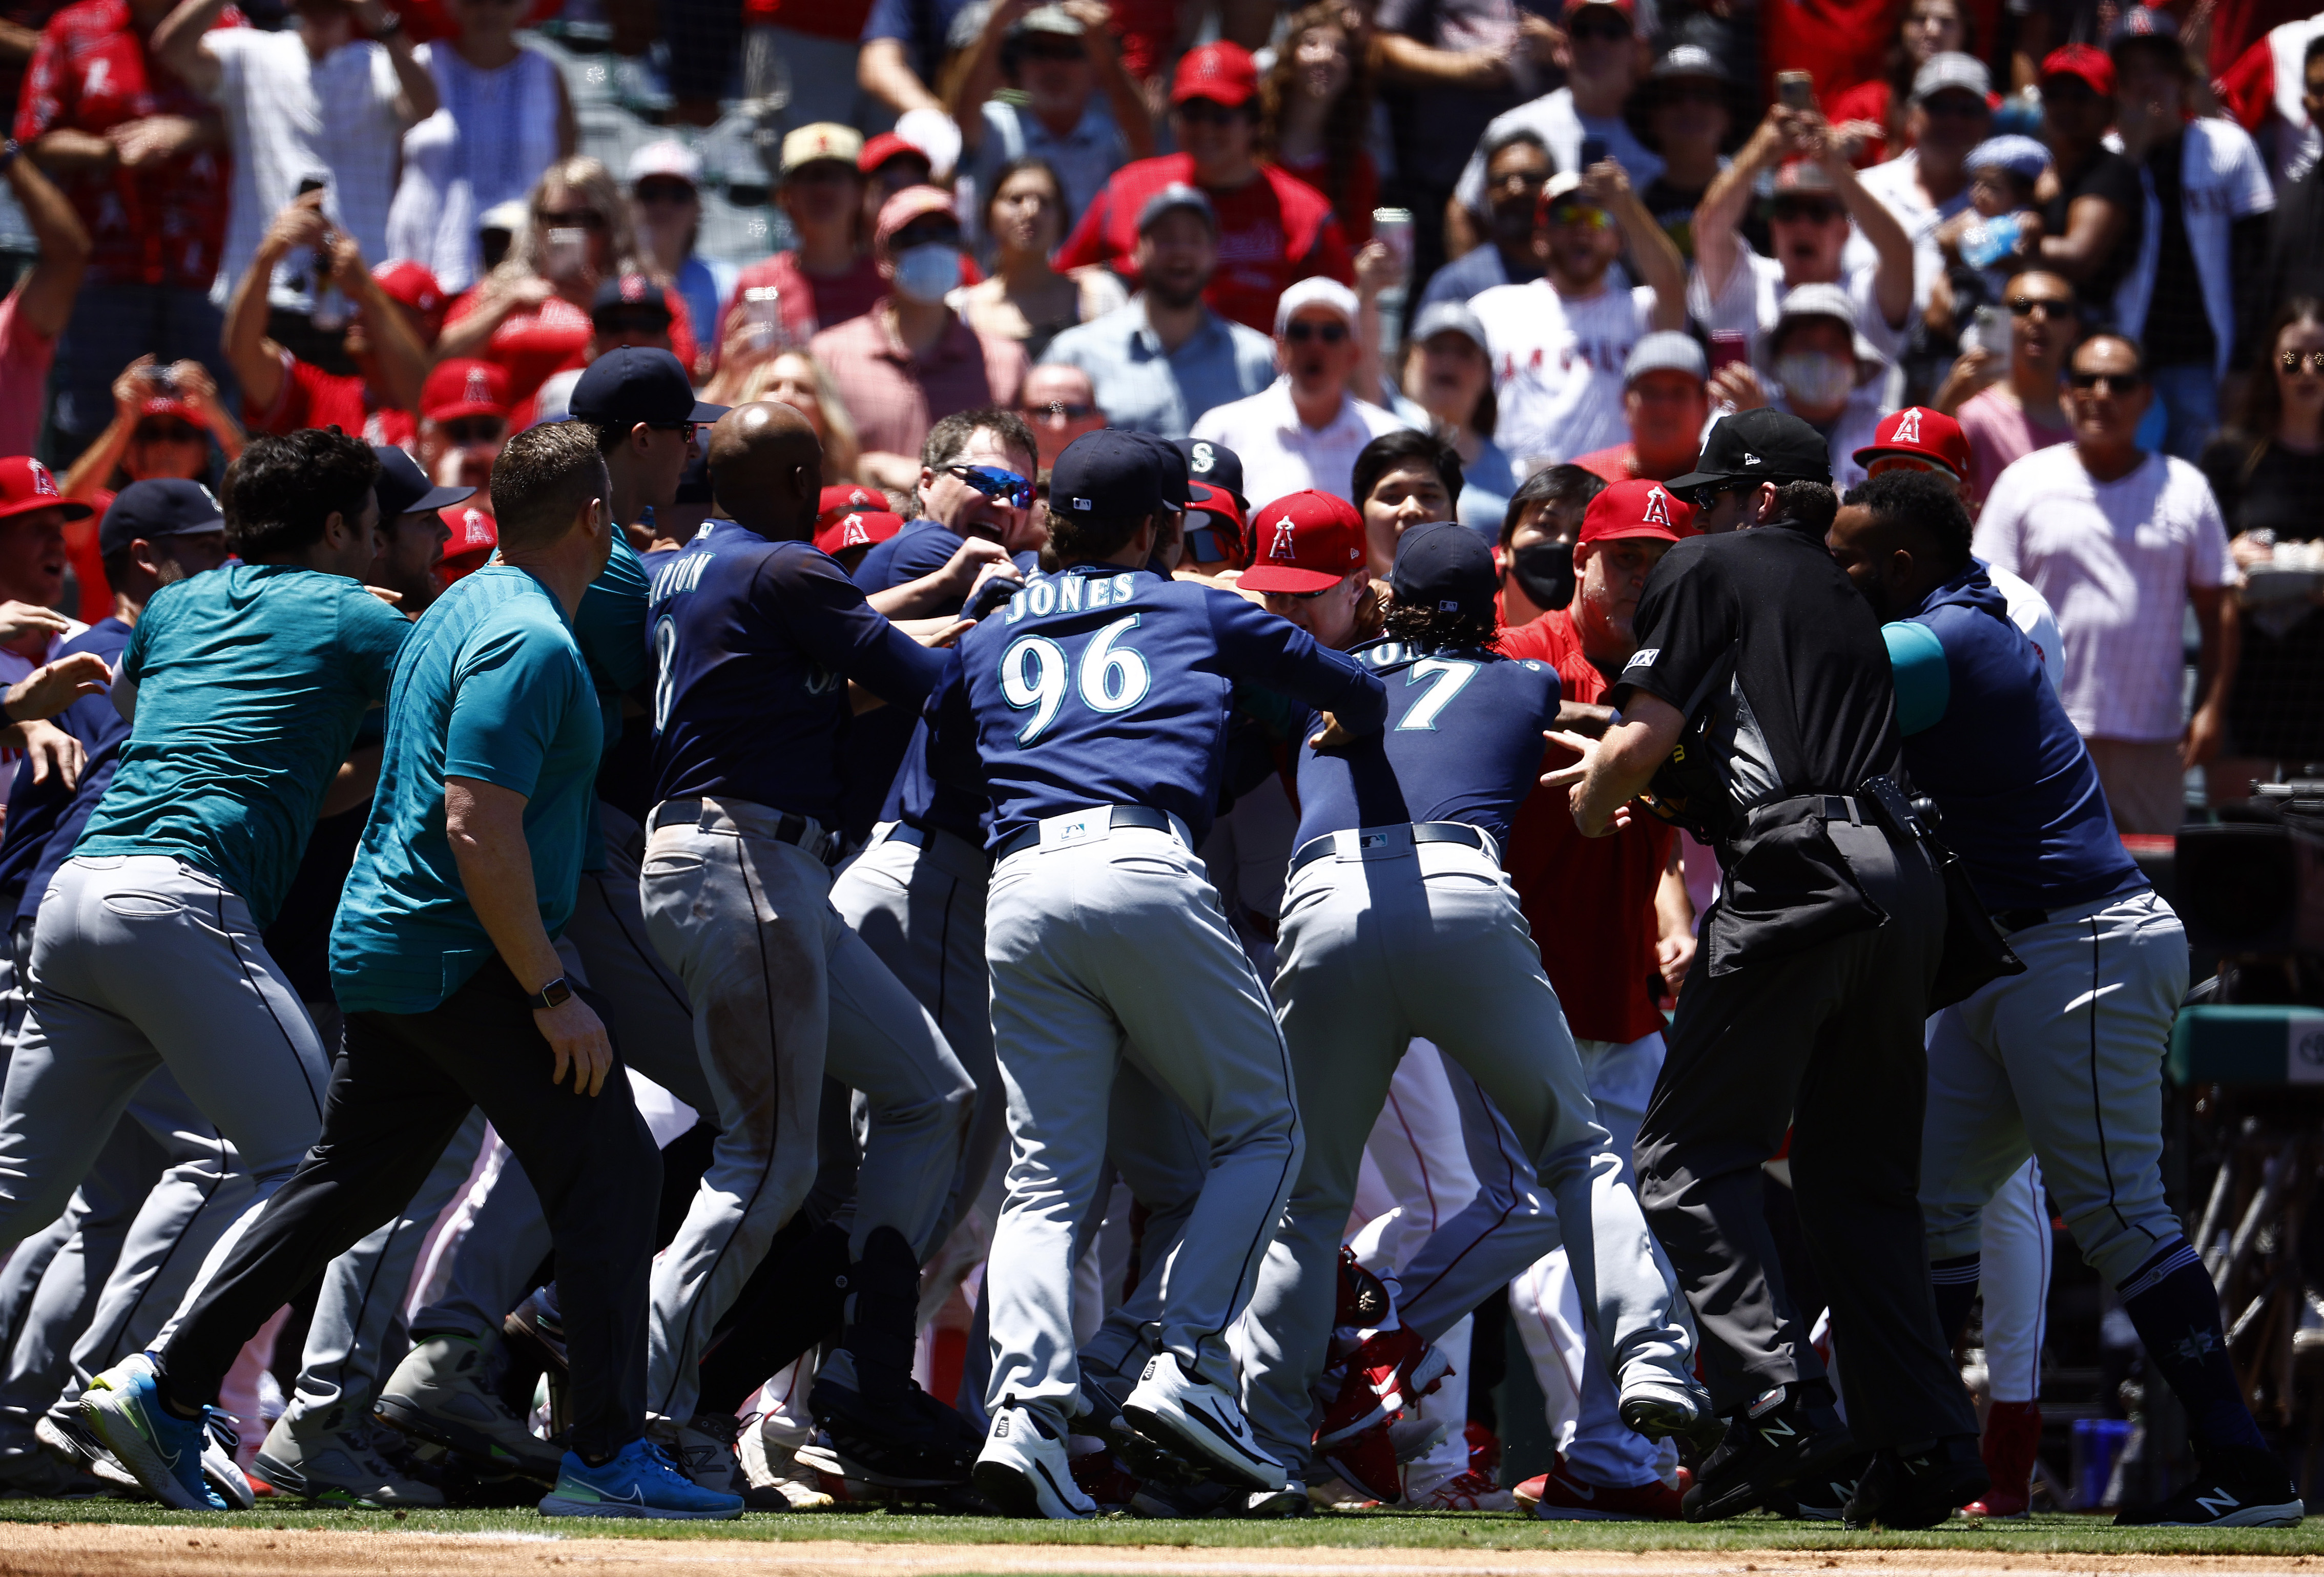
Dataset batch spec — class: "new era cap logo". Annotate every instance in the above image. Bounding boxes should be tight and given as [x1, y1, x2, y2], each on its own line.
[29, 461, 55, 497]
[1893, 408, 1922, 444]
[1642, 485, 1672, 526]
[1270, 517, 1297, 559]
[1742, 451, 1763, 468]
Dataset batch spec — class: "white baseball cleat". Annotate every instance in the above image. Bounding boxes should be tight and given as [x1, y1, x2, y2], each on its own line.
[972, 1403, 1095, 1520]
[1122, 1350, 1286, 1492]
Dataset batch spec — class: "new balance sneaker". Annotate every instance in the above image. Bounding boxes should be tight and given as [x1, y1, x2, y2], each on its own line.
[1842, 1434, 1988, 1530]
[1772, 1448, 1869, 1519]
[35, 1411, 139, 1496]
[2113, 1447, 2305, 1528]
[1123, 1350, 1284, 1491]
[806, 1348, 976, 1488]
[735, 1412, 837, 1509]
[973, 1403, 1095, 1520]
[1405, 1467, 1513, 1511]
[375, 1335, 566, 1484]
[254, 1409, 446, 1508]
[645, 1412, 790, 1510]
[1961, 1400, 2040, 1518]
[1619, 1372, 1726, 1455]
[537, 1438, 743, 1519]
[1520, 1459, 1687, 1521]
[1683, 1384, 1856, 1522]
[80, 1357, 221, 1511]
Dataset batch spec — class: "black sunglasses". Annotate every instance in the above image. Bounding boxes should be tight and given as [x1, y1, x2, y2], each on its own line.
[1285, 320, 1348, 344]
[947, 464, 1032, 508]
[650, 420, 699, 442]
[2283, 349, 2324, 375]
[633, 178, 696, 205]
[1689, 481, 1752, 510]
[442, 417, 506, 444]
[537, 208, 607, 230]
[2068, 370, 2144, 393]
[2007, 296, 2071, 319]
[1183, 524, 1237, 564]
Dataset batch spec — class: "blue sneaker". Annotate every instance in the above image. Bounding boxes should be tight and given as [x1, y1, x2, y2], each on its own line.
[537, 1439, 744, 1520]
[82, 1355, 224, 1511]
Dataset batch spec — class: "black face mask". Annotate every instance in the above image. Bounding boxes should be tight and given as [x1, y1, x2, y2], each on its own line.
[1511, 538, 1575, 611]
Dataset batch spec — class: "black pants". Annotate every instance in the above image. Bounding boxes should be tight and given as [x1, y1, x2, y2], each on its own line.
[155, 957, 661, 1458]
[1634, 821, 1977, 1450]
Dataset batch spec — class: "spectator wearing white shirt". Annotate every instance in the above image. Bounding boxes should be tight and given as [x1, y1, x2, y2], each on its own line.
[1468, 161, 1686, 472]
[1442, 0, 1662, 261]
[1853, 54, 1992, 323]
[1973, 331, 2239, 834]
[2108, 7, 2275, 461]
[1689, 104, 1917, 367]
[151, 0, 437, 333]
[1188, 277, 1409, 506]
[1718, 282, 1892, 490]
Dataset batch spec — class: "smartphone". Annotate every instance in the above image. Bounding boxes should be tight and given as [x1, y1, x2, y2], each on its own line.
[1707, 329, 1748, 373]
[742, 285, 784, 351]
[543, 226, 589, 284]
[1969, 304, 2008, 357]
[1776, 70, 1815, 111]
[1578, 134, 1608, 170]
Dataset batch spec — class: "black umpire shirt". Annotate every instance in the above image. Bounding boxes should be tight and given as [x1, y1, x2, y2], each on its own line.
[1612, 518, 1907, 970]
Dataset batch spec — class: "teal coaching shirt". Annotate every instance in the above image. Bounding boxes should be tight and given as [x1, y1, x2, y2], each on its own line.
[75, 564, 411, 927]
[331, 565, 601, 1015]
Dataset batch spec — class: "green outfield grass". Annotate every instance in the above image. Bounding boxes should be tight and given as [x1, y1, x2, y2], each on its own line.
[0, 1501, 2315, 1555]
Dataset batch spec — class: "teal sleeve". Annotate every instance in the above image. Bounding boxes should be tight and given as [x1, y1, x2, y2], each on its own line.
[444, 621, 586, 798]
[573, 535, 653, 699]
[339, 583, 414, 700]
[1882, 620, 1951, 737]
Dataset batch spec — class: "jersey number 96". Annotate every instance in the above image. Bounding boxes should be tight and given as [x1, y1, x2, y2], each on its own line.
[1001, 616, 1149, 743]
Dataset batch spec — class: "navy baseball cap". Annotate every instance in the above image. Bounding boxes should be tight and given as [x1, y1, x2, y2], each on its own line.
[1172, 437, 1245, 511]
[590, 273, 676, 326]
[1389, 521, 1496, 618]
[374, 443, 472, 522]
[1052, 430, 1190, 517]
[98, 478, 225, 558]
[568, 346, 728, 428]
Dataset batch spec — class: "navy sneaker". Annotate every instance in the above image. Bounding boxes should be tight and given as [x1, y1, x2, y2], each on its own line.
[81, 1355, 223, 1511]
[537, 1439, 744, 1520]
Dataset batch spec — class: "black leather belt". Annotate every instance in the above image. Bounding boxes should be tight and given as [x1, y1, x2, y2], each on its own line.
[993, 804, 1173, 862]
[1289, 820, 1486, 876]
[649, 799, 839, 864]
[1994, 906, 2050, 933]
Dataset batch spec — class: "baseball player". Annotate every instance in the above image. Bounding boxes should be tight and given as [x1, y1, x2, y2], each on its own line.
[922, 430, 1385, 1519]
[640, 401, 980, 1488]
[1828, 471, 2304, 1528]
[1237, 517, 1710, 1504]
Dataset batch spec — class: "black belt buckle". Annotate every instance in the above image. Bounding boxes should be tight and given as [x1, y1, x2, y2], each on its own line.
[1859, 776, 1925, 840]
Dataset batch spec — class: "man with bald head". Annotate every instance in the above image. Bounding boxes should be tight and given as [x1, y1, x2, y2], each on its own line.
[639, 401, 984, 1489]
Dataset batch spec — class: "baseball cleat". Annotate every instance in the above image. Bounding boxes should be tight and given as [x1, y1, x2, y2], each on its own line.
[253, 1409, 445, 1508]
[1682, 1383, 1856, 1522]
[972, 1402, 1094, 1520]
[1403, 1466, 1513, 1511]
[1315, 1414, 1401, 1503]
[645, 1412, 791, 1510]
[1768, 1448, 1869, 1519]
[1842, 1434, 1988, 1530]
[1315, 1324, 1449, 1446]
[34, 1410, 141, 1496]
[1960, 1400, 2039, 1518]
[503, 1287, 568, 1372]
[537, 1438, 743, 1519]
[1123, 1350, 1285, 1491]
[2111, 1447, 2305, 1528]
[805, 1348, 977, 1488]
[80, 1356, 222, 1511]
[735, 1413, 837, 1509]
[1244, 1479, 1312, 1517]
[1618, 1371, 1726, 1455]
[374, 1334, 565, 1484]
[1519, 1459, 1688, 1521]
[199, 1411, 254, 1510]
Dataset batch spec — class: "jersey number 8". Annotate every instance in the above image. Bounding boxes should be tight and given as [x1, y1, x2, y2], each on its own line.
[1001, 615, 1150, 743]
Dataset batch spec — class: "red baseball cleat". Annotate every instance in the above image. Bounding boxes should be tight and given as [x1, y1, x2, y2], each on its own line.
[1517, 1458, 1689, 1521]
[1961, 1400, 2040, 1518]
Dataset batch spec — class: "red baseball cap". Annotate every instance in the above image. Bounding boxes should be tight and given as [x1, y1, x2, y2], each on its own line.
[421, 359, 511, 423]
[1182, 480, 1244, 559]
[372, 259, 447, 340]
[1580, 479, 1694, 545]
[136, 394, 207, 430]
[2041, 43, 2114, 96]
[1852, 405, 1973, 484]
[1239, 490, 1365, 593]
[1570, 0, 1637, 24]
[858, 131, 928, 176]
[819, 483, 886, 522]
[439, 502, 497, 581]
[0, 457, 90, 523]
[813, 508, 905, 557]
[1172, 41, 1260, 108]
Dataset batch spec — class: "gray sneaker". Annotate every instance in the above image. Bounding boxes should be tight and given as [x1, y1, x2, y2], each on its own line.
[256, 1408, 446, 1508]
[646, 1412, 791, 1511]
[375, 1335, 564, 1485]
[34, 1410, 141, 1496]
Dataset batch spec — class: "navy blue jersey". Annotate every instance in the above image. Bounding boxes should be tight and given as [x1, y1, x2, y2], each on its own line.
[930, 564, 1385, 850]
[1885, 564, 2144, 912]
[0, 617, 132, 930]
[1292, 639, 1561, 856]
[649, 520, 950, 824]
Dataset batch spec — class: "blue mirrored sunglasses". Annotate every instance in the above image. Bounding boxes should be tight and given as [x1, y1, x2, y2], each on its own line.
[947, 464, 1032, 508]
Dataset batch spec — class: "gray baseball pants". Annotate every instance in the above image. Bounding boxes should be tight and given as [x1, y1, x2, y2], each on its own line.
[982, 812, 1302, 1426]
[1920, 889, 2186, 1288]
[639, 796, 973, 1422]
[1238, 828, 1691, 1476]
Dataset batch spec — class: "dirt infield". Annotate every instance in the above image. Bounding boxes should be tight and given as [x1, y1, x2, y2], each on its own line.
[1, 1528, 2321, 1577]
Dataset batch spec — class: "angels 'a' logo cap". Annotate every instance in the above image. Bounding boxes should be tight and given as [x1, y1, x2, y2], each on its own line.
[1853, 404, 1973, 485]
[1239, 489, 1365, 594]
[1582, 479, 1697, 545]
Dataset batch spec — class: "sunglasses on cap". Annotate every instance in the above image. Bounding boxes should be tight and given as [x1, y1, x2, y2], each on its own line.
[2068, 370, 2144, 393]
[1022, 399, 1097, 422]
[133, 421, 203, 444]
[946, 464, 1033, 508]
[1285, 319, 1349, 344]
[1771, 198, 1843, 224]
[442, 416, 507, 445]
[1544, 201, 1610, 230]
[1182, 523, 1238, 564]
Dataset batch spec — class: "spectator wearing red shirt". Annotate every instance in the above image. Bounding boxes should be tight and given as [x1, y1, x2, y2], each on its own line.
[1824, 0, 1978, 168]
[1056, 42, 1354, 335]
[1498, 476, 1698, 1516]
[53, 354, 239, 620]
[434, 154, 696, 414]
[715, 123, 882, 377]
[15, 0, 239, 453]
[1259, 2, 1380, 245]
[224, 189, 436, 446]
[1572, 331, 1712, 485]
[2215, 11, 2324, 187]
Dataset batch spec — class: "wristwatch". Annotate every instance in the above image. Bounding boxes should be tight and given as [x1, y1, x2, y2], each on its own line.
[0, 140, 22, 176]
[528, 976, 573, 1011]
